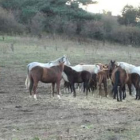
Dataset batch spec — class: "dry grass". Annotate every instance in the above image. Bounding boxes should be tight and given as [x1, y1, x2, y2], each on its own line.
[0, 35, 140, 140]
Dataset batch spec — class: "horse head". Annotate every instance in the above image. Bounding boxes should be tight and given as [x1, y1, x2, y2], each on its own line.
[62, 55, 71, 66]
[94, 64, 100, 74]
[108, 60, 116, 78]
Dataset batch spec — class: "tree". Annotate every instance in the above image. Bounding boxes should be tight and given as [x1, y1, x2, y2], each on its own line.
[118, 5, 138, 26]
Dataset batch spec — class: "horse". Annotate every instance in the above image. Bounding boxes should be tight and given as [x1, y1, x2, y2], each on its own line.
[128, 73, 140, 100]
[111, 66, 129, 101]
[62, 65, 93, 97]
[97, 68, 109, 97]
[28, 62, 65, 100]
[25, 55, 70, 89]
[108, 60, 140, 96]
[70, 64, 101, 74]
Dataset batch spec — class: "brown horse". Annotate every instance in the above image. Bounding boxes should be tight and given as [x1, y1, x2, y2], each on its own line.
[29, 62, 64, 100]
[97, 69, 109, 97]
[108, 60, 138, 97]
[111, 66, 129, 101]
[128, 73, 140, 100]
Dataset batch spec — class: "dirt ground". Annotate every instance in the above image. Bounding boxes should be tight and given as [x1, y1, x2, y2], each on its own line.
[0, 66, 140, 140]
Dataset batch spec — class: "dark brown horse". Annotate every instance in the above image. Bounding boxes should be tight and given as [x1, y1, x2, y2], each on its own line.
[62, 65, 92, 97]
[29, 62, 64, 99]
[128, 73, 140, 100]
[111, 66, 129, 101]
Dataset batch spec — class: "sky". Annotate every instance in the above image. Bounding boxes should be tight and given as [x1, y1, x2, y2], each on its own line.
[82, 0, 140, 16]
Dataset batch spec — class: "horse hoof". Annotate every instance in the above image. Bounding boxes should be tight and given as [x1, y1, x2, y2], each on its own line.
[57, 95, 61, 99]
[33, 94, 37, 100]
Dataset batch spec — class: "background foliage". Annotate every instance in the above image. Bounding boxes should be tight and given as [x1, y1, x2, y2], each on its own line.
[0, 0, 140, 45]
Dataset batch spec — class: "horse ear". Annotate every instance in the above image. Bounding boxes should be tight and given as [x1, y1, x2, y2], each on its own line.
[63, 54, 66, 57]
[111, 60, 112, 63]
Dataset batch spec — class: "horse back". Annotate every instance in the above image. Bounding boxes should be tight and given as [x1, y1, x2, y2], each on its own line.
[111, 67, 129, 85]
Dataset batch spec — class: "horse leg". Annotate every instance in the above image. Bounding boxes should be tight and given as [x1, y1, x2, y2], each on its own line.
[85, 82, 89, 97]
[127, 82, 131, 96]
[51, 82, 55, 97]
[103, 80, 108, 97]
[29, 77, 34, 97]
[56, 81, 61, 99]
[99, 84, 102, 98]
[122, 86, 126, 99]
[33, 81, 38, 100]
[119, 86, 122, 101]
[138, 88, 140, 100]
[72, 83, 76, 97]
[136, 88, 138, 100]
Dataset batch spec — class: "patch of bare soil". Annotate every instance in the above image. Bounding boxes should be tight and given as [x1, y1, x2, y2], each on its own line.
[0, 67, 140, 140]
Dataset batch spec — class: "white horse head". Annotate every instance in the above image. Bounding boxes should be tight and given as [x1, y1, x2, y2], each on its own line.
[49, 55, 70, 66]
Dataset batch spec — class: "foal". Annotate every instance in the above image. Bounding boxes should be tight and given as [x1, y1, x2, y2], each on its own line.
[29, 62, 64, 100]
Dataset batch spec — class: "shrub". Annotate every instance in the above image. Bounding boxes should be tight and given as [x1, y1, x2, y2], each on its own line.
[110, 26, 140, 45]
[81, 20, 105, 40]
[0, 7, 25, 34]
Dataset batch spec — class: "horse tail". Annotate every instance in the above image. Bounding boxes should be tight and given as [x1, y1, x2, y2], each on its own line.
[25, 65, 30, 89]
[112, 70, 120, 98]
[29, 75, 34, 94]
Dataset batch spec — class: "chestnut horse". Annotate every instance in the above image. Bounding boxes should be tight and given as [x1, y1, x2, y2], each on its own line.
[97, 69, 109, 97]
[25, 55, 70, 89]
[29, 62, 64, 100]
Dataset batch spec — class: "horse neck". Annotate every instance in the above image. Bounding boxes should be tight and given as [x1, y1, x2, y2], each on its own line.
[59, 63, 64, 72]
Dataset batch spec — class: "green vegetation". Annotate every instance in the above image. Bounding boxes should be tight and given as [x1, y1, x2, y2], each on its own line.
[0, 0, 140, 45]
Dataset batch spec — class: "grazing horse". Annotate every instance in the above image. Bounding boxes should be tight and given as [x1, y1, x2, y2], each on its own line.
[29, 62, 64, 100]
[25, 55, 70, 89]
[62, 65, 92, 97]
[111, 66, 129, 101]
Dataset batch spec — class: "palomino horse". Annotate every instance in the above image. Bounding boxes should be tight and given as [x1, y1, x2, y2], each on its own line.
[29, 62, 64, 100]
[25, 55, 70, 89]
[111, 66, 129, 101]
[62, 65, 92, 97]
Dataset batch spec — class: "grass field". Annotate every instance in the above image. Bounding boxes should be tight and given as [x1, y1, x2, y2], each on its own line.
[0, 35, 140, 140]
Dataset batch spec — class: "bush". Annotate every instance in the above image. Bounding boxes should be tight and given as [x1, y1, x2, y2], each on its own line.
[28, 12, 45, 35]
[110, 26, 140, 45]
[0, 7, 25, 34]
[81, 20, 105, 40]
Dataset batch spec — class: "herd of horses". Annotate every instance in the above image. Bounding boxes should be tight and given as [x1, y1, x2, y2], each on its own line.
[25, 55, 140, 101]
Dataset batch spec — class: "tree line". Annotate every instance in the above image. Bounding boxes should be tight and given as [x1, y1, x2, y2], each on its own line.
[0, 0, 140, 46]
